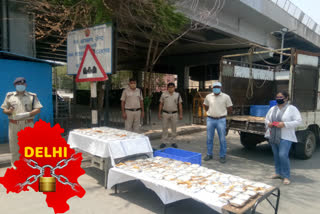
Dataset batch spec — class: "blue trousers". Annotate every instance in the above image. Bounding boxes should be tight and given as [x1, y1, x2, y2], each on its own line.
[206, 117, 227, 157]
[270, 139, 293, 178]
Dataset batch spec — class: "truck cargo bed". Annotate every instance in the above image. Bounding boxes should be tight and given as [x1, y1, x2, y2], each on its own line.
[227, 115, 266, 135]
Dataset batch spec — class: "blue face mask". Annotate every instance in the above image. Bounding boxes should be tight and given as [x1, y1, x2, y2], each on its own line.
[16, 85, 26, 92]
[213, 88, 221, 94]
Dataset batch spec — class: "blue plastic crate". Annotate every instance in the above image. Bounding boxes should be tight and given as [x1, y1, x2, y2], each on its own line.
[154, 148, 202, 165]
[269, 100, 277, 108]
[250, 105, 270, 117]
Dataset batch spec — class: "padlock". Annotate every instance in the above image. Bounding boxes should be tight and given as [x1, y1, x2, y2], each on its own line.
[39, 177, 56, 192]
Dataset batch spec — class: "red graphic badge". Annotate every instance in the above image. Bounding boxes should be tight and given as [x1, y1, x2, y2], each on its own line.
[0, 120, 86, 213]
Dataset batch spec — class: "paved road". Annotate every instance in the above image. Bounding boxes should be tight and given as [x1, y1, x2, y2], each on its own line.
[0, 131, 319, 214]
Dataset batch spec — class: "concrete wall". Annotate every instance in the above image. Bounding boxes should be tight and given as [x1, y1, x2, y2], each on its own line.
[176, 0, 320, 50]
[0, 59, 53, 143]
[176, 0, 280, 49]
[1, 0, 35, 57]
[240, 0, 320, 49]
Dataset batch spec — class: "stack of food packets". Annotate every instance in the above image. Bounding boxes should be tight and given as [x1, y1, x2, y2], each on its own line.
[115, 156, 272, 207]
[73, 127, 142, 140]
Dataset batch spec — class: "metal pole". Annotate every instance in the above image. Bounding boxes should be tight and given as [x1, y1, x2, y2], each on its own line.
[2, 0, 9, 51]
[72, 76, 77, 119]
[91, 82, 98, 127]
[54, 68, 58, 118]
[280, 32, 285, 64]
[104, 20, 117, 126]
[104, 77, 110, 126]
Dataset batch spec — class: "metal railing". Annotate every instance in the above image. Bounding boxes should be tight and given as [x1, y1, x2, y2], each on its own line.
[270, 0, 320, 35]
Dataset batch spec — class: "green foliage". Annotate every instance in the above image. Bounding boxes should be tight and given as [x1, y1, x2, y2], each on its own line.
[143, 95, 153, 111]
[111, 71, 133, 89]
[48, 0, 187, 37]
[152, 0, 188, 36]
[53, 65, 90, 90]
[48, 0, 112, 26]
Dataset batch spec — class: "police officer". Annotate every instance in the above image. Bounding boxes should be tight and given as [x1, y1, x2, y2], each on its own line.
[158, 83, 183, 148]
[121, 78, 144, 132]
[1, 77, 43, 168]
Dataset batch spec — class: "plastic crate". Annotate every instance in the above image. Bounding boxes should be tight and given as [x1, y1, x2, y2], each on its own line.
[269, 100, 277, 108]
[154, 148, 202, 165]
[249, 105, 270, 117]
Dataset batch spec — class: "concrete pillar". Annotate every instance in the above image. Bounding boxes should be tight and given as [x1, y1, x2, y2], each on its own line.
[1, 0, 9, 51]
[6, 1, 35, 57]
[137, 70, 143, 88]
[177, 65, 190, 113]
[132, 70, 143, 88]
[199, 80, 205, 90]
[177, 66, 189, 89]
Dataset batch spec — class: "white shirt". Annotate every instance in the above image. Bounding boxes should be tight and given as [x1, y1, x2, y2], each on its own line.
[265, 105, 302, 143]
[203, 92, 233, 117]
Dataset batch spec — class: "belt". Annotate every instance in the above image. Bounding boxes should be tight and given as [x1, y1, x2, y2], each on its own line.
[207, 116, 226, 120]
[125, 108, 141, 111]
[10, 119, 34, 124]
[163, 110, 178, 114]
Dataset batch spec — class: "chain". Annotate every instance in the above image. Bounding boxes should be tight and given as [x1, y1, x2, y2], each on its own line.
[16, 153, 80, 192]
[51, 153, 80, 191]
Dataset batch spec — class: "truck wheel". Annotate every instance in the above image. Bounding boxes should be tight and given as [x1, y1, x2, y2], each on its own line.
[294, 130, 316, 160]
[240, 132, 264, 150]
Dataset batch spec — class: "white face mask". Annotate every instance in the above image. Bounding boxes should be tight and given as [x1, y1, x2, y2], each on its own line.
[16, 85, 26, 92]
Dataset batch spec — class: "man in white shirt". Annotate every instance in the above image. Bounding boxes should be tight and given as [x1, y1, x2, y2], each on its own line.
[203, 82, 233, 163]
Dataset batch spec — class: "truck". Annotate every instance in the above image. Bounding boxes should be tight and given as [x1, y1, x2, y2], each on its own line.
[221, 47, 320, 159]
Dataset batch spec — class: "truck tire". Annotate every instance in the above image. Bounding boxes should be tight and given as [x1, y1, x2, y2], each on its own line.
[294, 130, 316, 160]
[240, 132, 265, 150]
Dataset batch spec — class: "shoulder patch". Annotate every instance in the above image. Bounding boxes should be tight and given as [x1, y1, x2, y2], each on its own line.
[28, 92, 37, 96]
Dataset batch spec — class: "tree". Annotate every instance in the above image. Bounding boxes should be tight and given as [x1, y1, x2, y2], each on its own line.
[25, 0, 225, 83]
[25, 0, 225, 122]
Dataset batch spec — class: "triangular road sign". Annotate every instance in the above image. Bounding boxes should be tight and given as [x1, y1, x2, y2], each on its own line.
[76, 44, 108, 82]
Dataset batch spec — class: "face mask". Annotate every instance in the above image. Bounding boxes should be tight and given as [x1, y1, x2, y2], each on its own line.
[276, 99, 285, 104]
[213, 88, 221, 94]
[16, 85, 26, 92]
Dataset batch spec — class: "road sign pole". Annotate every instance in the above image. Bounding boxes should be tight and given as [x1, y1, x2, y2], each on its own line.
[90, 82, 98, 127]
[104, 78, 110, 126]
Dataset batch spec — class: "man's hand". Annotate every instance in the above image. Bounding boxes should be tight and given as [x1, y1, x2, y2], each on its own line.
[268, 122, 273, 128]
[3, 107, 14, 115]
[141, 111, 144, 119]
[179, 114, 183, 120]
[158, 113, 162, 120]
[8, 107, 14, 114]
[276, 122, 285, 128]
[122, 112, 127, 120]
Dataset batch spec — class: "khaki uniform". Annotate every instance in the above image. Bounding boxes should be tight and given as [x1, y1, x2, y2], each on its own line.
[160, 91, 182, 141]
[121, 87, 143, 132]
[1, 91, 43, 166]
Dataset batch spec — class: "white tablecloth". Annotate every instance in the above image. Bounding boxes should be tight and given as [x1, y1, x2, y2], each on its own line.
[67, 127, 153, 164]
[108, 168, 226, 213]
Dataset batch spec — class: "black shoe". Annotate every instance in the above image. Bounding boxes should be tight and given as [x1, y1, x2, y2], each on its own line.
[160, 143, 167, 149]
[219, 157, 226, 163]
[171, 143, 178, 148]
[203, 155, 213, 161]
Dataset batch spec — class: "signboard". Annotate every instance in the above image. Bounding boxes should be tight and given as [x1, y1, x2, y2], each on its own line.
[67, 24, 112, 75]
[75, 45, 108, 82]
